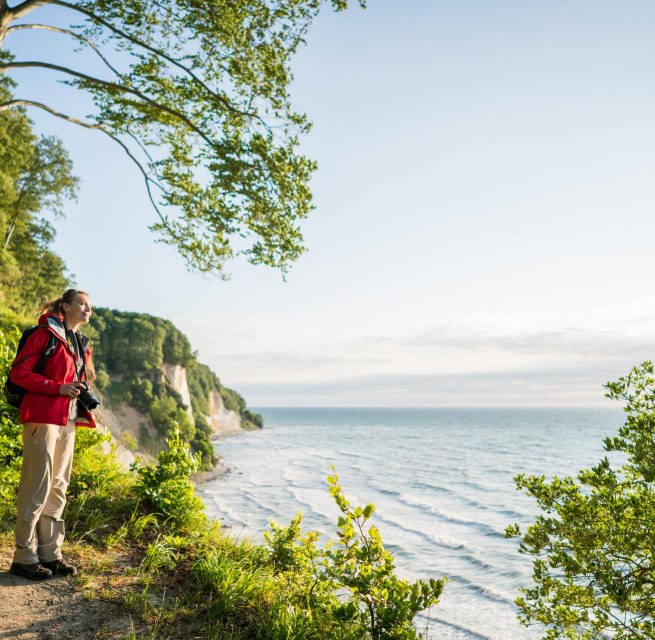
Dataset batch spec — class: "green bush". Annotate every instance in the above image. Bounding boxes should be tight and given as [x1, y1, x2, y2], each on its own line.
[93, 366, 110, 391]
[89, 308, 194, 372]
[135, 429, 205, 530]
[243, 408, 264, 429]
[507, 361, 655, 640]
[187, 363, 219, 417]
[149, 395, 194, 441]
[220, 385, 246, 414]
[0, 327, 23, 528]
[191, 418, 216, 469]
[127, 375, 154, 413]
[325, 471, 445, 640]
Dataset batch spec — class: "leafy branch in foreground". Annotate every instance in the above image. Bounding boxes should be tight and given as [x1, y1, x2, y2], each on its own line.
[265, 470, 446, 640]
[506, 361, 655, 640]
[326, 471, 445, 640]
[0, 0, 365, 275]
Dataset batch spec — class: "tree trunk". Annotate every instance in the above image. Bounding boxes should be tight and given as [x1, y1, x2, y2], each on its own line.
[0, 1, 51, 48]
[4, 207, 20, 249]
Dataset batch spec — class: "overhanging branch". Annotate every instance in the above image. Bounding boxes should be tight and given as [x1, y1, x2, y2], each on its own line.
[1, 60, 217, 148]
[6, 23, 122, 77]
[46, 0, 260, 122]
[0, 98, 167, 225]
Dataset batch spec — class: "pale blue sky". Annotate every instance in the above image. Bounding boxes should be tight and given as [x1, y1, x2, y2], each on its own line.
[6, 1, 655, 405]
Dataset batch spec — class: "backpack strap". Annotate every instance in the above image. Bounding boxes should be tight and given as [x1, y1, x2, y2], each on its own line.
[11, 326, 58, 370]
[39, 332, 59, 373]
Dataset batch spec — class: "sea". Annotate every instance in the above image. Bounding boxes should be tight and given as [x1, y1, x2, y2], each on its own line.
[197, 407, 625, 640]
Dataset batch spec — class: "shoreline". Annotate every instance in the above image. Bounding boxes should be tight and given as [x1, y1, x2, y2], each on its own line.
[192, 427, 248, 484]
[191, 458, 230, 484]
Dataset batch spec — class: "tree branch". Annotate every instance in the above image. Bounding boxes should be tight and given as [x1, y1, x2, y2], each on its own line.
[0, 98, 167, 224]
[1, 60, 218, 148]
[46, 0, 260, 122]
[6, 23, 122, 77]
[8, 0, 48, 21]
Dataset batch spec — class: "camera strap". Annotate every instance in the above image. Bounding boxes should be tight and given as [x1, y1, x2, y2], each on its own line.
[67, 330, 86, 382]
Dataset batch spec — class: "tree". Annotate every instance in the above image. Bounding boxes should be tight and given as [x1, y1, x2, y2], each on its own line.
[0, 0, 364, 276]
[506, 361, 655, 640]
[0, 72, 76, 314]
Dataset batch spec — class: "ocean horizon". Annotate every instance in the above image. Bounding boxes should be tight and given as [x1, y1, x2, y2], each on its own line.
[198, 407, 625, 640]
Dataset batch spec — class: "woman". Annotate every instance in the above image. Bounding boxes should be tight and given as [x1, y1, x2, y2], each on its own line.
[8, 289, 96, 581]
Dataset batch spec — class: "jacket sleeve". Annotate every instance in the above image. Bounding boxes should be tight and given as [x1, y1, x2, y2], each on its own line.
[9, 329, 62, 395]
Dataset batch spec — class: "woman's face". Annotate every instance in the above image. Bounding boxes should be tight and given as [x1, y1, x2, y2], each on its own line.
[63, 293, 92, 326]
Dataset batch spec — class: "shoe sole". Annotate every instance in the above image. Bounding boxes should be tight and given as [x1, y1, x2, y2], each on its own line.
[9, 569, 53, 581]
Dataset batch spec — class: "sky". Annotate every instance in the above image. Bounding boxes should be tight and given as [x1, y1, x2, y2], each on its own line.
[5, 0, 655, 406]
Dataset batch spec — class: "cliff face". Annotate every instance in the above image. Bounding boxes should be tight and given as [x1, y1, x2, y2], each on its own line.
[207, 388, 242, 433]
[162, 363, 194, 424]
[162, 363, 242, 436]
[97, 361, 245, 469]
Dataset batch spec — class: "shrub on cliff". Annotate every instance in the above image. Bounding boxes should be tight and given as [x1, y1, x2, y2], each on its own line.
[149, 395, 195, 442]
[135, 428, 206, 531]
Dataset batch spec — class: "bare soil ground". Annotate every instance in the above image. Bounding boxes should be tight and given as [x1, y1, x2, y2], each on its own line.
[0, 542, 133, 640]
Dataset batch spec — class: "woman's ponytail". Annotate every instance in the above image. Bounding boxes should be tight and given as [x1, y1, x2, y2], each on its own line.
[37, 289, 89, 316]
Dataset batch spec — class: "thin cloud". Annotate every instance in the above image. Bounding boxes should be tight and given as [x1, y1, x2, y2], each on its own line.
[173, 314, 652, 406]
[362, 326, 654, 360]
[238, 363, 633, 407]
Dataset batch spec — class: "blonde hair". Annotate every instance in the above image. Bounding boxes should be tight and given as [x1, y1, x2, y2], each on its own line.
[37, 289, 89, 316]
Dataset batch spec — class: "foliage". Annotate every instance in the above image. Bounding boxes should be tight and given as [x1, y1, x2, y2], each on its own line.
[1, 379, 443, 640]
[126, 375, 154, 414]
[92, 364, 110, 391]
[187, 362, 220, 417]
[0, 325, 22, 527]
[220, 384, 247, 414]
[89, 309, 168, 371]
[506, 361, 655, 640]
[0, 0, 365, 275]
[0, 73, 75, 314]
[243, 408, 264, 429]
[190, 416, 216, 467]
[261, 472, 446, 640]
[325, 471, 445, 640]
[135, 428, 205, 530]
[148, 395, 195, 443]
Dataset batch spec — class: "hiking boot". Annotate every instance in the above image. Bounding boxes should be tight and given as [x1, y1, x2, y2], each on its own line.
[40, 558, 77, 577]
[9, 562, 53, 581]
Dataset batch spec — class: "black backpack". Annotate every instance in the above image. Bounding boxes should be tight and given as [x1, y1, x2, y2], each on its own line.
[3, 326, 59, 408]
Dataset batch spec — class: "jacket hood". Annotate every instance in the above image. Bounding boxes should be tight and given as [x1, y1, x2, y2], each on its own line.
[38, 313, 89, 350]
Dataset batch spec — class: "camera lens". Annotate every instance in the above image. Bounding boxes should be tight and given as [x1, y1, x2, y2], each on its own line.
[78, 388, 99, 411]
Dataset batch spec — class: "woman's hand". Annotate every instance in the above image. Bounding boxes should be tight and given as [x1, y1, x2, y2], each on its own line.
[59, 382, 86, 398]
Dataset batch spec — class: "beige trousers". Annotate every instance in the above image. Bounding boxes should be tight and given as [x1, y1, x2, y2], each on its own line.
[13, 421, 76, 564]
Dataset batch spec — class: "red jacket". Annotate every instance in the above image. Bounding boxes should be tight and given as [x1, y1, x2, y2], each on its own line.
[9, 313, 96, 428]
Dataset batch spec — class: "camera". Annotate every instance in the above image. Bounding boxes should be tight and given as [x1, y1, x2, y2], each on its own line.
[77, 382, 100, 411]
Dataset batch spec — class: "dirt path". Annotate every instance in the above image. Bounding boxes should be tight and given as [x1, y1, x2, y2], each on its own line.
[0, 545, 131, 640]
